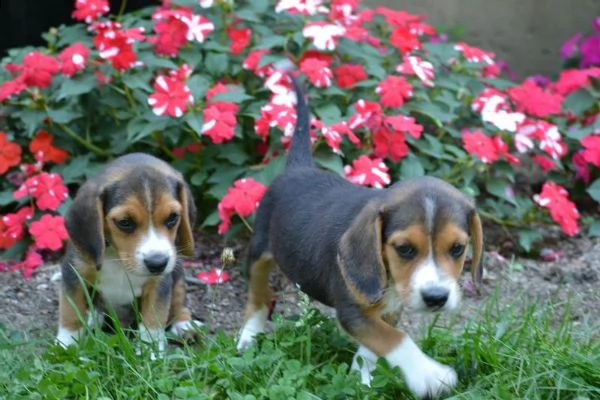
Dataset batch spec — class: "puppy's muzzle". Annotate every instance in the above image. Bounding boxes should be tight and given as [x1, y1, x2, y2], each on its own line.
[144, 252, 170, 275]
[420, 286, 449, 309]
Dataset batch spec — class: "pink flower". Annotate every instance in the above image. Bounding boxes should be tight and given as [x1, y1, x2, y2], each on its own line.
[196, 268, 230, 284]
[202, 102, 239, 144]
[344, 155, 391, 188]
[572, 151, 591, 183]
[299, 57, 333, 87]
[348, 99, 383, 130]
[8, 51, 59, 88]
[58, 43, 89, 77]
[376, 75, 413, 108]
[218, 178, 268, 234]
[93, 22, 145, 71]
[29, 214, 69, 251]
[454, 42, 495, 65]
[148, 71, 193, 118]
[385, 115, 423, 139]
[227, 26, 251, 55]
[507, 80, 563, 118]
[333, 64, 368, 89]
[1, 207, 33, 245]
[561, 33, 582, 60]
[533, 182, 580, 236]
[13, 172, 69, 211]
[255, 102, 297, 140]
[553, 68, 600, 95]
[72, 0, 110, 23]
[11, 248, 43, 280]
[390, 26, 421, 54]
[312, 119, 358, 154]
[532, 154, 556, 172]
[462, 130, 498, 164]
[0, 77, 27, 102]
[517, 120, 566, 160]
[149, 9, 189, 56]
[181, 14, 215, 43]
[396, 55, 435, 87]
[373, 127, 408, 162]
[303, 21, 346, 51]
[580, 35, 600, 67]
[581, 135, 600, 167]
[243, 49, 274, 77]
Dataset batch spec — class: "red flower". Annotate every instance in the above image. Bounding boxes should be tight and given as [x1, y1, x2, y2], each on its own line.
[303, 21, 346, 51]
[454, 42, 495, 65]
[8, 51, 59, 88]
[227, 26, 252, 55]
[172, 142, 202, 159]
[299, 58, 333, 88]
[202, 102, 239, 144]
[507, 80, 563, 117]
[218, 178, 267, 234]
[492, 136, 521, 165]
[0, 132, 22, 175]
[462, 130, 498, 164]
[533, 182, 580, 236]
[312, 119, 358, 154]
[148, 73, 193, 118]
[243, 49, 273, 77]
[552, 68, 600, 96]
[385, 115, 423, 139]
[11, 248, 44, 280]
[581, 135, 600, 167]
[396, 55, 435, 87]
[29, 130, 69, 164]
[0, 77, 27, 102]
[149, 10, 189, 56]
[181, 14, 215, 43]
[58, 43, 90, 77]
[390, 26, 422, 54]
[205, 82, 230, 102]
[348, 99, 383, 130]
[93, 22, 145, 71]
[344, 155, 391, 188]
[373, 127, 409, 162]
[29, 214, 69, 251]
[333, 64, 368, 89]
[1, 207, 34, 247]
[196, 268, 230, 284]
[532, 154, 556, 172]
[275, 0, 328, 15]
[572, 151, 591, 183]
[255, 102, 297, 140]
[14, 172, 69, 211]
[517, 120, 566, 160]
[376, 75, 413, 108]
[72, 0, 110, 23]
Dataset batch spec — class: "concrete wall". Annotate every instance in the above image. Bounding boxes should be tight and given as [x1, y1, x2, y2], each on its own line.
[370, 0, 599, 79]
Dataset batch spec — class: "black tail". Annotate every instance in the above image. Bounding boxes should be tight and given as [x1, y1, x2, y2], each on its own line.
[286, 75, 315, 169]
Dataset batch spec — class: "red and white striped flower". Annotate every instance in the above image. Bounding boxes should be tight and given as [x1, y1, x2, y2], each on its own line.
[303, 21, 346, 51]
[344, 155, 391, 188]
[396, 55, 435, 87]
[275, 0, 329, 16]
[148, 67, 193, 118]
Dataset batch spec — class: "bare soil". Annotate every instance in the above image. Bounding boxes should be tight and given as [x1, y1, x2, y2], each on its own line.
[1, 226, 599, 343]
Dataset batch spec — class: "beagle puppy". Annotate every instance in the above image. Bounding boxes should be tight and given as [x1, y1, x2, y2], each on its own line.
[236, 78, 483, 398]
[56, 153, 200, 356]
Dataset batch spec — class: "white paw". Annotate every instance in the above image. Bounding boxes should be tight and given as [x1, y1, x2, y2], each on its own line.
[236, 306, 268, 352]
[169, 320, 203, 337]
[55, 326, 82, 348]
[386, 337, 457, 399]
[351, 345, 378, 386]
[86, 309, 105, 328]
[137, 324, 166, 360]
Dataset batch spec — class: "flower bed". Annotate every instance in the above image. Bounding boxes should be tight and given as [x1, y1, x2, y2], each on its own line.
[0, 0, 599, 278]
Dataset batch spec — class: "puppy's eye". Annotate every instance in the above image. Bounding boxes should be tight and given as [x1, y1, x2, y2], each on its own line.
[395, 244, 417, 260]
[115, 218, 136, 233]
[449, 243, 465, 259]
[165, 212, 179, 229]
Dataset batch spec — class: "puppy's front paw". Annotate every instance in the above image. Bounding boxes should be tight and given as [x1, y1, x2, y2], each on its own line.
[236, 306, 268, 352]
[137, 324, 166, 360]
[350, 345, 378, 386]
[169, 319, 203, 341]
[55, 326, 82, 348]
[385, 337, 457, 399]
[404, 357, 457, 399]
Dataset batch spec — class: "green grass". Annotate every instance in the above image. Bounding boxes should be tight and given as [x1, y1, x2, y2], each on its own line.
[1, 291, 599, 400]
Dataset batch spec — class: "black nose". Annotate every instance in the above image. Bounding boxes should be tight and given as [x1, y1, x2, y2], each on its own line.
[144, 253, 169, 274]
[420, 287, 449, 309]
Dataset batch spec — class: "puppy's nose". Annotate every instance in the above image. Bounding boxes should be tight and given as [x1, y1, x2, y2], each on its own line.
[420, 287, 449, 309]
[144, 253, 169, 274]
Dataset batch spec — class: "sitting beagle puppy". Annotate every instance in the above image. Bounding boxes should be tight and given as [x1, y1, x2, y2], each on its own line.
[56, 153, 201, 356]
[236, 77, 483, 398]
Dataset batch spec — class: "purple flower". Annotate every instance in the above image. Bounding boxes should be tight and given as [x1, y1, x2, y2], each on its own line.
[580, 35, 600, 67]
[593, 16, 600, 32]
[560, 32, 582, 60]
[527, 74, 552, 88]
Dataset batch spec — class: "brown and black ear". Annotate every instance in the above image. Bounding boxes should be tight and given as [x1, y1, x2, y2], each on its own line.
[469, 209, 484, 288]
[177, 180, 196, 257]
[337, 202, 387, 306]
[65, 182, 105, 268]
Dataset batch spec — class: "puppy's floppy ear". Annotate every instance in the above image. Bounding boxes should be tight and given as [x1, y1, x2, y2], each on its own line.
[176, 180, 196, 257]
[338, 202, 387, 306]
[65, 182, 105, 268]
[469, 209, 484, 287]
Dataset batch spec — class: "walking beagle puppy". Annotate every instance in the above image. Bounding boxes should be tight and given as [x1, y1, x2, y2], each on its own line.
[236, 77, 484, 398]
[56, 153, 201, 356]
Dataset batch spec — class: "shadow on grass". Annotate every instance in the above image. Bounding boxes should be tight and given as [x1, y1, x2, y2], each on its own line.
[0, 289, 598, 400]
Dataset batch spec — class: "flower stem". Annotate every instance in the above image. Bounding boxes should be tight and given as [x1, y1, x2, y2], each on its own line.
[239, 216, 254, 233]
[118, 0, 128, 18]
[56, 122, 109, 157]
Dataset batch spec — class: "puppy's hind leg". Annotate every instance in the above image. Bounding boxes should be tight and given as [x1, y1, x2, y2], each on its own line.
[236, 240, 275, 351]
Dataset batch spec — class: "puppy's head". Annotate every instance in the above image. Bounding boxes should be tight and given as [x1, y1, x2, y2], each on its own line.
[338, 176, 483, 312]
[65, 155, 196, 277]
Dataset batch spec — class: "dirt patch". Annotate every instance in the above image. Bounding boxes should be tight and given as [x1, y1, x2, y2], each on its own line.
[1, 229, 599, 342]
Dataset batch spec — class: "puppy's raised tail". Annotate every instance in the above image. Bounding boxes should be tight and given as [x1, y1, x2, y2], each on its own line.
[286, 75, 315, 169]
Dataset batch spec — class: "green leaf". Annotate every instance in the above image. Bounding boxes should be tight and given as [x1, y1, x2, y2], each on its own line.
[201, 210, 220, 228]
[205, 53, 229, 76]
[211, 87, 254, 103]
[187, 74, 211, 100]
[179, 48, 203, 70]
[14, 108, 47, 136]
[565, 124, 596, 140]
[216, 143, 250, 166]
[137, 52, 179, 70]
[127, 115, 169, 143]
[56, 73, 98, 100]
[249, 0, 269, 13]
[47, 104, 82, 124]
[588, 220, 600, 238]
[0, 190, 14, 206]
[124, 70, 153, 93]
[316, 103, 342, 125]
[0, 240, 29, 261]
[190, 170, 208, 187]
[259, 155, 286, 186]
[314, 148, 344, 176]
[587, 178, 600, 202]
[206, 165, 246, 198]
[409, 102, 454, 127]
[235, 8, 260, 22]
[563, 89, 596, 115]
[51, 154, 92, 184]
[481, 77, 517, 90]
[486, 179, 516, 205]
[256, 35, 285, 50]
[258, 54, 287, 68]
[168, 0, 198, 8]
[399, 155, 425, 180]
[518, 229, 541, 252]
[184, 112, 203, 133]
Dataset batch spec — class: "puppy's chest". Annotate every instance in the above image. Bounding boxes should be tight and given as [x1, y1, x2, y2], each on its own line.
[96, 259, 147, 310]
